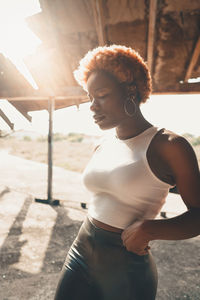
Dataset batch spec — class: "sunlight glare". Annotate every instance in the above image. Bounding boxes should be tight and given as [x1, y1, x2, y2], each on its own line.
[188, 77, 200, 83]
[0, 0, 41, 89]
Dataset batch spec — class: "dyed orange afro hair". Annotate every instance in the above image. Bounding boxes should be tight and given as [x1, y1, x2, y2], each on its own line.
[73, 45, 152, 104]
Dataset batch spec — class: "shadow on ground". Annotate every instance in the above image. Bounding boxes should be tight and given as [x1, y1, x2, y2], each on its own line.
[0, 188, 199, 300]
[0, 188, 84, 300]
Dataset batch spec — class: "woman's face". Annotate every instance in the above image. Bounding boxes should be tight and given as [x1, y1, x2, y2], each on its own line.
[87, 71, 126, 130]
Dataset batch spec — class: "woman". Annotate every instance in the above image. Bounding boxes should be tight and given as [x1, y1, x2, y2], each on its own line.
[55, 45, 200, 300]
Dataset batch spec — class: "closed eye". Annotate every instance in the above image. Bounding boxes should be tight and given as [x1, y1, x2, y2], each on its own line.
[87, 93, 109, 102]
[98, 93, 109, 98]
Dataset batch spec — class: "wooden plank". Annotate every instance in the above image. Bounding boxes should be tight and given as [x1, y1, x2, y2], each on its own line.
[0, 95, 87, 101]
[152, 82, 200, 94]
[8, 104, 32, 122]
[91, 0, 106, 46]
[147, 0, 158, 75]
[2, 97, 89, 119]
[184, 36, 200, 82]
[152, 91, 200, 95]
[0, 86, 87, 100]
[0, 109, 14, 129]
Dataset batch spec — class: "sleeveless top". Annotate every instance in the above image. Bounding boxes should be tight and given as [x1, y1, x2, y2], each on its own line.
[82, 126, 174, 229]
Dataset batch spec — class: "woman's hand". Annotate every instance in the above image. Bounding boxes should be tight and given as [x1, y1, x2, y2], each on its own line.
[121, 221, 151, 256]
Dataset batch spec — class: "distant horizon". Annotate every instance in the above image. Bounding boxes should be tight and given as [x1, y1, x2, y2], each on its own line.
[1, 123, 199, 139]
[0, 93, 200, 138]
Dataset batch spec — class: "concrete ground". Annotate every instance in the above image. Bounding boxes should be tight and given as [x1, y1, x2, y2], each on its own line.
[0, 151, 200, 299]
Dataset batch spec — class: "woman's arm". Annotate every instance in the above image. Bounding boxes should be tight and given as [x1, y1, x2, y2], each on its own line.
[121, 135, 200, 255]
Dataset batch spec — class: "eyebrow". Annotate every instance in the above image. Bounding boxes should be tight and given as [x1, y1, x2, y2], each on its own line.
[94, 87, 111, 92]
[87, 87, 111, 97]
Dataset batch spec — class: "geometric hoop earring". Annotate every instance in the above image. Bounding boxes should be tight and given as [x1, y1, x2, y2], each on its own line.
[124, 95, 137, 117]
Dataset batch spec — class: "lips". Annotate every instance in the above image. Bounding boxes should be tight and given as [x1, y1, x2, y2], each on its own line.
[93, 114, 105, 123]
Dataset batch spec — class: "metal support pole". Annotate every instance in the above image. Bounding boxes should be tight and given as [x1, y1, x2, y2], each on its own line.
[47, 97, 54, 202]
[35, 97, 59, 205]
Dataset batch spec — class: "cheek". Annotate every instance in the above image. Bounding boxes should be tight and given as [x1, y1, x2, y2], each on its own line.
[115, 91, 125, 108]
[107, 94, 125, 112]
[114, 97, 125, 115]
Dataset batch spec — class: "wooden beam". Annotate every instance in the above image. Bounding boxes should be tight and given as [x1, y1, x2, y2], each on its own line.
[147, 0, 158, 75]
[91, 0, 106, 46]
[9, 104, 32, 122]
[1, 95, 87, 101]
[184, 36, 200, 82]
[3, 96, 89, 116]
[0, 109, 14, 129]
[0, 86, 87, 100]
[152, 91, 200, 95]
[152, 82, 200, 94]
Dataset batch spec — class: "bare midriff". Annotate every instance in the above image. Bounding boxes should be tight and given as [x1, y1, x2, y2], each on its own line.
[90, 217, 124, 233]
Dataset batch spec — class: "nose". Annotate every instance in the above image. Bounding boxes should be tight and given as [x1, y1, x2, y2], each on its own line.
[90, 98, 100, 112]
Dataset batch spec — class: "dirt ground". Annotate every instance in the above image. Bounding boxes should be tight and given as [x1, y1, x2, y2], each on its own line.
[0, 187, 199, 300]
[0, 134, 96, 173]
[0, 136, 200, 299]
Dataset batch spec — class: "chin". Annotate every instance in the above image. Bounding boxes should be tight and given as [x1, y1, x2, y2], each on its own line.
[97, 122, 114, 130]
[95, 117, 118, 130]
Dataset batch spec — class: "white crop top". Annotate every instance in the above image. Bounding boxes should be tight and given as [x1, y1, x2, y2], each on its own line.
[82, 126, 174, 229]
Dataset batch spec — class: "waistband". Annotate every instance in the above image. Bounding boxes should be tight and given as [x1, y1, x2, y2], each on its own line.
[83, 216, 124, 247]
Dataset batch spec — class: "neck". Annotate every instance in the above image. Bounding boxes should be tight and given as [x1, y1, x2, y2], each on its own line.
[115, 109, 152, 140]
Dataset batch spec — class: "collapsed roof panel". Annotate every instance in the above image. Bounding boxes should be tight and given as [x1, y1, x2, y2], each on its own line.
[0, 0, 199, 119]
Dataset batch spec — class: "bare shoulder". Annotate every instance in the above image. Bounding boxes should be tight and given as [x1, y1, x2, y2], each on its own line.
[147, 128, 199, 187]
[154, 128, 192, 151]
[153, 128, 198, 165]
[155, 128, 184, 143]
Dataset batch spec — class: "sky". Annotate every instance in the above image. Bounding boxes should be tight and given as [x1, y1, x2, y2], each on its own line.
[0, 0, 199, 137]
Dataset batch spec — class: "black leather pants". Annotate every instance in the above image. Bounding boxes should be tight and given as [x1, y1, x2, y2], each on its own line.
[54, 217, 158, 300]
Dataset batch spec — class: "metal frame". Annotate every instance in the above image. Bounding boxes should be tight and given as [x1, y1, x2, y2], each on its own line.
[35, 97, 59, 205]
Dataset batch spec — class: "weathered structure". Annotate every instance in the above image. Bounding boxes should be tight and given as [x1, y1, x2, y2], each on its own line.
[0, 0, 200, 123]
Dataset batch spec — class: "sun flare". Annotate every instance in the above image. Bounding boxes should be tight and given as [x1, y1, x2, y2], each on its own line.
[0, 0, 41, 89]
